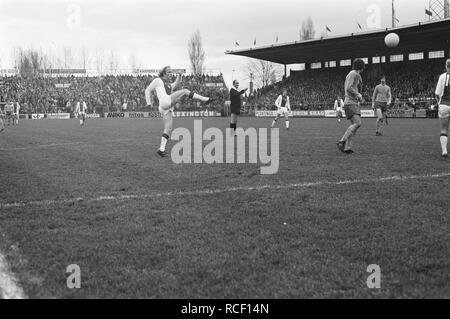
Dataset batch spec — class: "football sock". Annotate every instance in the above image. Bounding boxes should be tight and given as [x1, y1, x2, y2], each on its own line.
[440, 134, 448, 155]
[341, 125, 353, 142]
[160, 133, 170, 152]
[189, 92, 209, 102]
[230, 123, 237, 135]
[286, 120, 289, 129]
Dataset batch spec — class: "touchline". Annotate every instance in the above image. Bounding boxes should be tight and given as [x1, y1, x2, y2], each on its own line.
[170, 120, 280, 175]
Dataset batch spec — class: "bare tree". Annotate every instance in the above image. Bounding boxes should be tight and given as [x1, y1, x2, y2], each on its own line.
[187, 30, 205, 76]
[108, 50, 119, 74]
[300, 17, 316, 40]
[95, 50, 105, 75]
[129, 52, 139, 72]
[62, 47, 74, 69]
[246, 58, 282, 89]
[79, 47, 90, 70]
[14, 48, 47, 77]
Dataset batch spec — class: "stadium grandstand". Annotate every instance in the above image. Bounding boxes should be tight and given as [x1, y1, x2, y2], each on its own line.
[0, 72, 228, 115]
[226, 18, 450, 112]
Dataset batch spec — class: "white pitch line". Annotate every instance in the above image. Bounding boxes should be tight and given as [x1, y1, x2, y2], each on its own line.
[1, 172, 450, 209]
[0, 253, 26, 299]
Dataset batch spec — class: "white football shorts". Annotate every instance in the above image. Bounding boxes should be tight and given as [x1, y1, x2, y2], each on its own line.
[277, 107, 289, 116]
[158, 95, 173, 116]
[438, 104, 450, 119]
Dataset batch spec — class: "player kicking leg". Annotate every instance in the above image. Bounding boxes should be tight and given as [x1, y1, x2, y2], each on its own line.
[145, 66, 213, 157]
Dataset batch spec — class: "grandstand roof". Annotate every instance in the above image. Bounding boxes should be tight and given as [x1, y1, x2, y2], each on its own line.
[225, 18, 450, 65]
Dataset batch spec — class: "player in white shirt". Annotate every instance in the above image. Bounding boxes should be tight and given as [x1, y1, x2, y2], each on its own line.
[0, 106, 4, 133]
[4, 102, 14, 126]
[271, 90, 291, 130]
[13, 102, 20, 126]
[75, 99, 88, 126]
[435, 58, 450, 158]
[145, 66, 213, 157]
[334, 96, 344, 123]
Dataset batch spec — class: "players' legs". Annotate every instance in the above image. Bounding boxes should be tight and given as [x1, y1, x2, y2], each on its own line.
[271, 113, 281, 128]
[159, 111, 174, 154]
[439, 115, 449, 156]
[284, 111, 290, 130]
[169, 89, 210, 105]
[230, 113, 238, 135]
[0, 117, 4, 133]
[341, 115, 362, 152]
[375, 108, 383, 134]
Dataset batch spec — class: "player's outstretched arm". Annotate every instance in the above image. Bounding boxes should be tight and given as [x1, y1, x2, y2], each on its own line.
[275, 95, 281, 109]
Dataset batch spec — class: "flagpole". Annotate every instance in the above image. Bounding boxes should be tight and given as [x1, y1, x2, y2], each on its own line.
[392, 0, 395, 28]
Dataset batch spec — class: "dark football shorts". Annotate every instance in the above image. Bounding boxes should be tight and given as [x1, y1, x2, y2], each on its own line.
[230, 106, 240, 115]
[344, 103, 361, 120]
[375, 101, 388, 113]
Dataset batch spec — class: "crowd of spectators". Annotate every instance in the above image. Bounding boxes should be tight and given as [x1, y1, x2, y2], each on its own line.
[247, 59, 445, 111]
[0, 73, 228, 114]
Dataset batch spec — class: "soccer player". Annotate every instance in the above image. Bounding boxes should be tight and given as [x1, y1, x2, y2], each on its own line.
[229, 80, 247, 136]
[337, 59, 365, 154]
[0, 107, 4, 133]
[334, 96, 344, 123]
[4, 102, 14, 126]
[372, 76, 392, 136]
[145, 66, 213, 157]
[13, 102, 20, 126]
[75, 99, 88, 126]
[271, 90, 291, 130]
[435, 58, 450, 158]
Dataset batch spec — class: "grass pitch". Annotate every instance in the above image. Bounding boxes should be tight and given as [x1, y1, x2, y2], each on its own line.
[0, 117, 449, 298]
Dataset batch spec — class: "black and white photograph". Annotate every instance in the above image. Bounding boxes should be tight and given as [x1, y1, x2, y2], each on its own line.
[0, 0, 449, 303]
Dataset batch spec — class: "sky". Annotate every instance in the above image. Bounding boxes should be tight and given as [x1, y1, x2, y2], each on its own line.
[0, 0, 434, 88]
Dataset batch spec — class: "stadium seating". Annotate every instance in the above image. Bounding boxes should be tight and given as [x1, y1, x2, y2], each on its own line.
[0, 74, 228, 114]
[247, 59, 445, 111]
